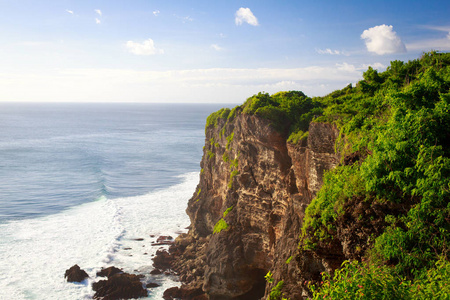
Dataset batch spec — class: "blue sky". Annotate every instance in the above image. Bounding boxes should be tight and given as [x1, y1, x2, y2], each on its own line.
[0, 0, 449, 103]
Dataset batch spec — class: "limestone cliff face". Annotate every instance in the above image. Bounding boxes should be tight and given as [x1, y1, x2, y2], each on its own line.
[171, 109, 340, 299]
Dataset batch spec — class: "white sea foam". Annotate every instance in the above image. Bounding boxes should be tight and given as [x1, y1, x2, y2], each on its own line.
[0, 172, 197, 300]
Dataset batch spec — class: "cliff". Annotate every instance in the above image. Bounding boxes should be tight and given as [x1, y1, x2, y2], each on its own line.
[166, 107, 340, 299]
[161, 52, 450, 299]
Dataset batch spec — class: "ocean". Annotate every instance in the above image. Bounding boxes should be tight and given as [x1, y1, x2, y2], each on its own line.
[0, 103, 226, 299]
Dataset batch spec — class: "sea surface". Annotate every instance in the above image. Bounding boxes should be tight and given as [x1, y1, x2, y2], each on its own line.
[0, 103, 227, 299]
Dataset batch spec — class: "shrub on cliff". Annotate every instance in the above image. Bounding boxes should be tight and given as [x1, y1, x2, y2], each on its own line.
[301, 51, 450, 298]
[205, 108, 231, 131]
[310, 258, 450, 300]
[241, 90, 323, 137]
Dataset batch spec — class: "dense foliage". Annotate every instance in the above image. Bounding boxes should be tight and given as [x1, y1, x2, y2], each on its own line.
[302, 52, 450, 298]
[309, 257, 450, 299]
[241, 91, 323, 142]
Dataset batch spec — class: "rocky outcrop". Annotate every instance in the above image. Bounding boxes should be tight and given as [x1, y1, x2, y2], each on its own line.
[65, 265, 89, 283]
[92, 272, 147, 300]
[96, 266, 123, 278]
[169, 109, 340, 299]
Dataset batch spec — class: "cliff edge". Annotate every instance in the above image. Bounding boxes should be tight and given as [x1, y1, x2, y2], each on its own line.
[165, 106, 339, 299]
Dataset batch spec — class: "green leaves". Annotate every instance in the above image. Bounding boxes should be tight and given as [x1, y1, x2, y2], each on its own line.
[242, 91, 323, 134]
[309, 257, 450, 300]
[301, 52, 450, 293]
[310, 258, 450, 299]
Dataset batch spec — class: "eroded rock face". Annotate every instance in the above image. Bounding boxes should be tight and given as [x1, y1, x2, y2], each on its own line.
[171, 110, 340, 299]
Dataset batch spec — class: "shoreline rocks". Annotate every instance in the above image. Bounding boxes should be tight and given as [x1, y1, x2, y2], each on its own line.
[92, 272, 148, 300]
[64, 265, 89, 283]
[96, 266, 123, 278]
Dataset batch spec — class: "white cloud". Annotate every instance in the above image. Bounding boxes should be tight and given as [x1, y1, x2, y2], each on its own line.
[65, 9, 74, 15]
[95, 9, 102, 16]
[153, 10, 160, 16]
[235, 7, 259, 26]
[126, 39, 164, 55]
[361, 62, 386, 71]
[405, 26, 450, 52]
[211, 44, 223, 51]
[317, 48, 341, 55]
[95, 18, 101, 24]
[336, 62, 357, 73]
[361, 25, 406, 55]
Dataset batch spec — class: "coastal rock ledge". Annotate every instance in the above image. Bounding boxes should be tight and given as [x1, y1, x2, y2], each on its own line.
[162, 109, 340, 299]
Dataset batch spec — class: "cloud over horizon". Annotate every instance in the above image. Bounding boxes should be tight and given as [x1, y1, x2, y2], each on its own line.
[0, 64, 365, 103]
[235, 8, 259, 26]
[361, 25, 406, 55]
[317, 48, 341, 55]
[406, 25, 450, 52]
[126, 39, 164, 55]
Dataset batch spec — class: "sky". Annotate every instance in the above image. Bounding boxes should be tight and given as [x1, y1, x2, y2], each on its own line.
[0, 0, 449, 103]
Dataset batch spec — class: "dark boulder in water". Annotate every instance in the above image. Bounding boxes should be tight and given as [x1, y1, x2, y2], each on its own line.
[96, 266, 123, 278]
[163, 286, 207, 300]
[92, 273, 147, 300]
[150, 268, 163, 275]
[152, 235, 175, 246]
[146, 282, 160, 288]
[152, 249, 173, 270]
[65, 264, 89, 282]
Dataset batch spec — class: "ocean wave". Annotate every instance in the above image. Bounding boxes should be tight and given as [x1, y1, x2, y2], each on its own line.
[0, 172, 197, 299]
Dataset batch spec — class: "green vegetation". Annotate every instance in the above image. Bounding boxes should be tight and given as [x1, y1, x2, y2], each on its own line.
[285, 256, 293, 264]
[222, 152, 230, 162]
[213, 218, 229, 234]
[205, 108, 231, 132]
[300, 52, 450, 298]
[213, 207, 233, 234]
[230, 155, 239, 170]
[205, 90, 322, 141]
[223, 206, 233, 218]
[265, 272, 289, 300]
[242, 91, 323, 135]
[227, 154, 240, 189]
[265, 271, 274, 284]
[286, 130, 308, 144]
[228, 170, 239, 189]
[309, 258, 450, 300]
[207, 150, 215, 160]
[268, 281, 285, 300]
[226, 132, 234, 150]
[228, 106, 239, 121]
